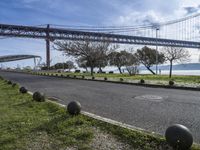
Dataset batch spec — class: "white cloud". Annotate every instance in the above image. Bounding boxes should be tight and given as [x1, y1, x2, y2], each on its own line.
[114, 10, 164, 26]
[107, 0, 200, 26]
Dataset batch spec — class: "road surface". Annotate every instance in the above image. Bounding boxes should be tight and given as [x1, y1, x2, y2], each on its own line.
[1, 71, 200, 142]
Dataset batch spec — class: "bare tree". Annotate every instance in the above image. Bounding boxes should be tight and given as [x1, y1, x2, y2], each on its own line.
[66, 61, 75, 71]
[162, 47, 190, 78]
[125, 52, 139, 76]
[77, 57, 89, 72]
[108, 51, 127, 74]
[123, 51, 139, 75]
[54, 41, 113, 76]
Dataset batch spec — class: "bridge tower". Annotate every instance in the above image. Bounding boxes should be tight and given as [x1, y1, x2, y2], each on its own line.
[46, 24, 50, 69]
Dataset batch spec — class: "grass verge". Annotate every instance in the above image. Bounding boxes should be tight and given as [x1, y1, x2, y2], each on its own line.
[42, 71, 200, 84]
[0, 78, 200, 150]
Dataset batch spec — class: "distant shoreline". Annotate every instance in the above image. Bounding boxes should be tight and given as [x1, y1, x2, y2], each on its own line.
[140, 70, 200, 76]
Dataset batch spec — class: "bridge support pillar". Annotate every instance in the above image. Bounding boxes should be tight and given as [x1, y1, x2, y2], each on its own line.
[46, 24, 50, 69]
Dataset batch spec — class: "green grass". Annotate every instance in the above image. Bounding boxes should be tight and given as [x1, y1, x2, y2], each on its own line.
[0, 80, 93, 149]
[1, 78, 200, 150]
[44, 71, 200, 84]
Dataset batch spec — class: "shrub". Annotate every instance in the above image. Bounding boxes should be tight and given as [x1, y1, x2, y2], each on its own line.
[0, 76, 3, 80]
[101, 71, 106, 74]
[19, 87, 27, 94]
[33, 91, 45, 102]
[104, 77, 107, 81]
[61, 74, 63, 77]
[12, 83, 17, 87]
[7, 80, 12, 85]
[74, 75, 76, 78]
[92, 76, 95, 80]
[169, 80, 174, 86]
[109, 71, 114, 74]
[66, 75, 70, 78]
[120, 78, 123, 82]
[82, 75, 85, 79]
[140, 79, 145, 84]
[74, 70, 81, 73]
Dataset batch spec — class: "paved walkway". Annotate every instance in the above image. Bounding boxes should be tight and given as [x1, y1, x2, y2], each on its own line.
[1, 71, 200, 143]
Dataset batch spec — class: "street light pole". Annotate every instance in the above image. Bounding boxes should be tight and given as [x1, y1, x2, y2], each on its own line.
[156, 28, 159, 75]
[46, 24, 50, 69]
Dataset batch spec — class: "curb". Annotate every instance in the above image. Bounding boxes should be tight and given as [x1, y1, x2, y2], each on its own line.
[47, 96, 162, 138]
[7, 70, 200, 92]
[27, 91, 161, 137]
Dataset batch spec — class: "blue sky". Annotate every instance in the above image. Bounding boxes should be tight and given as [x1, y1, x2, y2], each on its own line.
[0, 0, 200, 68]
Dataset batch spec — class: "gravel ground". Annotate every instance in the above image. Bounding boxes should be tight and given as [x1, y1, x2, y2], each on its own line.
[89, 127, 132, 150]
[26, 128, 131, 150]
[26, 128, 174, 150]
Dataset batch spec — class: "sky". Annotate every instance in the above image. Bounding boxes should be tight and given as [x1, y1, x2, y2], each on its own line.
[0, 0, 200, 69]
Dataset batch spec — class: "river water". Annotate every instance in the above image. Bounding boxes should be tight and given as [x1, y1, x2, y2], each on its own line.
[140, 70, 200, 76]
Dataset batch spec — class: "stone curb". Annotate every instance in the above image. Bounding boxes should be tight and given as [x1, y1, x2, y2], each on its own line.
[9, 70, 200, 92]
[27, 91, 162, 138]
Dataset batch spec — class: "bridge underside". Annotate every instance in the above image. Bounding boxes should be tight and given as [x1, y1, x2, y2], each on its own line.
[0, 23, 200, 48]
[0, 23, 200, 69]
[0, 55, 41, 63]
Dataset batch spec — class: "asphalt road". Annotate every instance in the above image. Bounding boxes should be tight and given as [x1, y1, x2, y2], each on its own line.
[1, 71, 200, 142]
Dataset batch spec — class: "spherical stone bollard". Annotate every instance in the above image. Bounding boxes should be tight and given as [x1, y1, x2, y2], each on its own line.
[19, 87, 28, 94]
[140, 79, 145, 84]
[169, 80, 174, 86]
[67, 101, 81, 115]
[33, 91, 45, 102]
[7, 80, 12, 85]
[165, 124, 193, 150]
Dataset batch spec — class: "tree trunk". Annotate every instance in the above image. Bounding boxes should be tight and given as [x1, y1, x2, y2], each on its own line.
[126, 66, 132, 76]
[90, 66, 94, 76]
[99, 66, 102, 73]
[118, 66, 122, 74]
[146, 66, 156, 75]
[169, 60, 173, 78]
[85, 67, 88, 72]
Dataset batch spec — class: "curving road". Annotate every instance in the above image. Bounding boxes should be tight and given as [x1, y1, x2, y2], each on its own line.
[1, 71, 200, 143]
